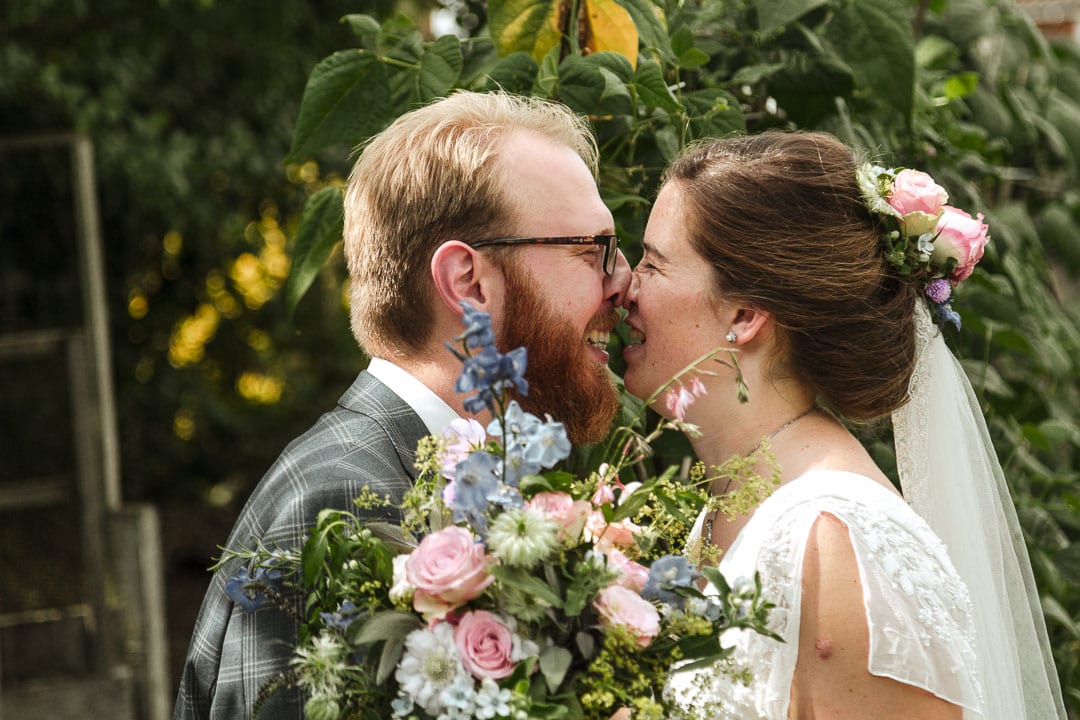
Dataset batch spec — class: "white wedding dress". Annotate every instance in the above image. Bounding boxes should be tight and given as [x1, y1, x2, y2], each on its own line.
[666, 469, 984, 719]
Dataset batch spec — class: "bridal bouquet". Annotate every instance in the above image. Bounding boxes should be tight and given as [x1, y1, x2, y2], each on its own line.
[219, 302, 777, 720]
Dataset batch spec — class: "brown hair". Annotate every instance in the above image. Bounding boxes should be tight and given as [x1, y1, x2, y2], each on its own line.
[343, 91, 597, 356]
[665, 131, 916, 420]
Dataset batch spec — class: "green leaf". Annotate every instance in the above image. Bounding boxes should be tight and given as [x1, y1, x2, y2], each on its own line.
[539, 645, 573, 692]
[486, 51, 540, 93]
[418, 34, 464, 101]
[341, 14, 380, 39]
[730, 62, 786, 86]
[676, 632, 722, 659]
[352, 610, 423, 645]
[376, 638, 405, 684]
[490, 565, 565, 608]
[488, 0, 562, 61]
[611, 484, 652, 521]
[558, 55, 633, 116]
[679, 47, 710, 69]
[532, 44, 561, 97]
[685, 88, 746, 138]
[612, 0, 671, 60]
[285, 186, 343, 315]
[754, 0, 829, 37]
[634, 59, 682, 113]
[826, 0, 914, 122]
[287, 50, 393, 162]
[943, 71, 978, 100]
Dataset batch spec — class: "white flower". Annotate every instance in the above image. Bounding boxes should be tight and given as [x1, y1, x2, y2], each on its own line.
[396, 623, 469, 716]
[291, 631, 347, 697]
[474, 678, 514, 719]
[486, 508, 558, 569]
[389, 553, 413, 604]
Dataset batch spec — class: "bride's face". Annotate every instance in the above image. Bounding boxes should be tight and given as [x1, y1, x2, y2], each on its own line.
[622, 182, 732, 404]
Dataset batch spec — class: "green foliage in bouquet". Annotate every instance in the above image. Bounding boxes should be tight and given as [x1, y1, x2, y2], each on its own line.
[218, 304, 779, 720]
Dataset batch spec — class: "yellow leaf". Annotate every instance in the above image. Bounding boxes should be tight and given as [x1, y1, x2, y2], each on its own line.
[489, 0, 563, 61]
[582, 0, 639, 69]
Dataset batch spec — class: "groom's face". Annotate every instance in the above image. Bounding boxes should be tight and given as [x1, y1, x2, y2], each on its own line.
[487, 131, 630, 443]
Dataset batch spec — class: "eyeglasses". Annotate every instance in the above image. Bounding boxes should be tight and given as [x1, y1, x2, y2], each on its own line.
[471, 234, 620, 276]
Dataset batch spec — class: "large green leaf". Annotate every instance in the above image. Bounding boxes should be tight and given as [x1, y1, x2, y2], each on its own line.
[558, 54, 634, 116]
[417, 34, 464, 102]
[285, 186, 344, 315]
[685, 88, 746, 139]
[613, 0, 671, 60]
[826, 0, 914, 122]
[634, 58, 682, 113]
[485, 51, 540, 93]
[287, 50, 392, 162]
[754, 0, 829, 37]
[489, 0, 562, 61]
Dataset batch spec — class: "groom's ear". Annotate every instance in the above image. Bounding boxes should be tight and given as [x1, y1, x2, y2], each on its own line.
[728, 306, 771, 345]
[431, 240, 505, 315]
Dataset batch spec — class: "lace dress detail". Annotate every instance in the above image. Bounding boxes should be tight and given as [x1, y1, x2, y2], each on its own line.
[666, 469, 983, 720]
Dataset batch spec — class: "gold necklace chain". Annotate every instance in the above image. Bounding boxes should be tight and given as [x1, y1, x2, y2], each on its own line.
[702, 404, 817, 551]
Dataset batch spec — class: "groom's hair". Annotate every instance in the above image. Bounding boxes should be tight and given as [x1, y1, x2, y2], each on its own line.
[665, 131, 918, 421]
[343, 91, 597, 357]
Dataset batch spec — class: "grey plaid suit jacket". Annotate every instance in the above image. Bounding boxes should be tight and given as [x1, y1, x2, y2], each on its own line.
[172, 371, 429, 720]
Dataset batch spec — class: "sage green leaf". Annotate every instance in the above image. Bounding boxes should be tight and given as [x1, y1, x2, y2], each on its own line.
[376, 638, 405, 684]
[634, 59, 682, 113]
[754, 0, 829, 37]
[418, 34, 463, 101]
[491, 565, 564, 608]
[685, 88, 746, 138]
[486, 51, 540, 93]
[341, 14, 380, 39]
[826, 0, 914, 121]
[539, 645, 573, 692]
[285, 186, 343, 315]
[352, 610, 423, 645]
[287, 50, 391, 162]
[489, 0, 562, 61]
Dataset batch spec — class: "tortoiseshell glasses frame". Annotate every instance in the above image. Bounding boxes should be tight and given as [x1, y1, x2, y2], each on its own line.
[470, 234, 620, 276]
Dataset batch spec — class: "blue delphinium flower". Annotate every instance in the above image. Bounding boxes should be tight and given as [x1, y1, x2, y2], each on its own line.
[522, 418, 571, 469]
[452, 451, 502, 531]
[936, 299, 961, 330]
[643, 555, 695, 608]
[319, 600, 360, 631]
[498, 346, 528, 396]
[225, 564, 283, 612]
[457, 301, 496, 349]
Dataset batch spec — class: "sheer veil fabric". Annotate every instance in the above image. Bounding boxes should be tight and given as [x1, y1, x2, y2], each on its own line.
[891, 303, 1066, 719]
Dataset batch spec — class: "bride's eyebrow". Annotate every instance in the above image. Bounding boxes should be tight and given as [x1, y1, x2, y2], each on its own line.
[641, 242, 669, 264]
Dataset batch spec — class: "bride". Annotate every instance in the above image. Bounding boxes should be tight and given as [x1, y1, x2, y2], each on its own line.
[619, 132, 1065, 719]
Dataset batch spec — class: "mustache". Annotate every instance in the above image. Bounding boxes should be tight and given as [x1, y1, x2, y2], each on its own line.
[585, 308, 618, 334]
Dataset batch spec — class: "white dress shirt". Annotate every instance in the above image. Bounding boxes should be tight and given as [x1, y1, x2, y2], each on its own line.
[366, 357, 460, 435]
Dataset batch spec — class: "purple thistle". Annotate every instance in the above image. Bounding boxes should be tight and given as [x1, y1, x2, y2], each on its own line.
[925, 278, 952, 304]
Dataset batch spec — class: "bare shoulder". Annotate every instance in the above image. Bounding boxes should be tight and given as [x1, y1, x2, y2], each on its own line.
[789, 513, 962, 720]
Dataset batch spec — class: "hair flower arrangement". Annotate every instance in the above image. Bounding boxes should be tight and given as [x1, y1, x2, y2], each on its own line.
[857, 163, 990, 329]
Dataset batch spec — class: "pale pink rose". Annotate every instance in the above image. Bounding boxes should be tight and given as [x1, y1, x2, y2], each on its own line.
[453, 611, 519, 679]
[933, 206, 990, 283]
[585, 511, 642, 552]
[606, 548, 648, 593]
[406, 526, 494, 620]
[593, 585, 660, 648]
[527, 491, 590, 542]
[888, 169, 949, 236]
[439, 418, 487, 478]
[388, 554, 413, 603]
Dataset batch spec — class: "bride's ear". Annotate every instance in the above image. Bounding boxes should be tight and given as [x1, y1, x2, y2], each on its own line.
[727, 306, 771, 345]
[431, 240, 504, 314]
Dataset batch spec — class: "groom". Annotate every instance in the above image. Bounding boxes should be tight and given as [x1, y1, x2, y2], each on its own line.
[173, 91, 630, 720]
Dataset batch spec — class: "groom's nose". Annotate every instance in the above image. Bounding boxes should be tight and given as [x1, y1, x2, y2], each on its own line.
[604, 249, 631, 308]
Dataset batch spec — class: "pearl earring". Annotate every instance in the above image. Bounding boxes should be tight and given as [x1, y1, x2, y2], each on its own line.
[725, 331, 737, 343]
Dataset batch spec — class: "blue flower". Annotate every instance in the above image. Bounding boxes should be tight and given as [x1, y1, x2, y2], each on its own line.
[457, 301, 496, 350]
[498, 347, 529, 396]
[501, 444, 542, 487]
[225, 565, 283, 612]
[936, 300, 961, 330]
[319, 600, 360, 631]
[643, 555, 695, 608]
[522, 419, 571, 469]
[452, 451, 502, 531]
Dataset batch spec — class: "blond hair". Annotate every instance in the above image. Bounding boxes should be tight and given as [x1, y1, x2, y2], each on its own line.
[343, 91, 597, 356]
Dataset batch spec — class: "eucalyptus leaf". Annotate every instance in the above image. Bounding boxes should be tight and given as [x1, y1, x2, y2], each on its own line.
[376, 637, 405, 684]
[285, 186, 343, 315]
[352, 610, 423, 645]
[539, 645, 573, 692]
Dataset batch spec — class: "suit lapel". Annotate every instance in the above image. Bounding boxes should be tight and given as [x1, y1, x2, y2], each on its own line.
[338, 371, 429, 480]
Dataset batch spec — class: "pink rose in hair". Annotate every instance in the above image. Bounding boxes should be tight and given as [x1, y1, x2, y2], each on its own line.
[593, 585, 660, 648]
[406, 526, 494, 621]
[933, 206, 989, 283]
[888, 169, 948, 236]
[526, 491, 590, 542]
[453, 610, 519, 680]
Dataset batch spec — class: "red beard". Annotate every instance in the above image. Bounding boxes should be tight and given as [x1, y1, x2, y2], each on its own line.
[497, 264, 619, 445]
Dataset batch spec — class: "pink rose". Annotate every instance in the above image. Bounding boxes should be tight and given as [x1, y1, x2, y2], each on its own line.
[453, 610, 519, 679]
[933, 206, 989, 283]
[406, 526, 494, 620]
[527, 491, 590, 542]
[585, 511, 642, 552]
[888, 169, 949, 236]
[593, 585, 660, 648]
[606, 548, 649, 593]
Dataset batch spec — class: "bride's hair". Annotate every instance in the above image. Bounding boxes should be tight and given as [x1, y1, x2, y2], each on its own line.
[665, 131, 916, 421]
